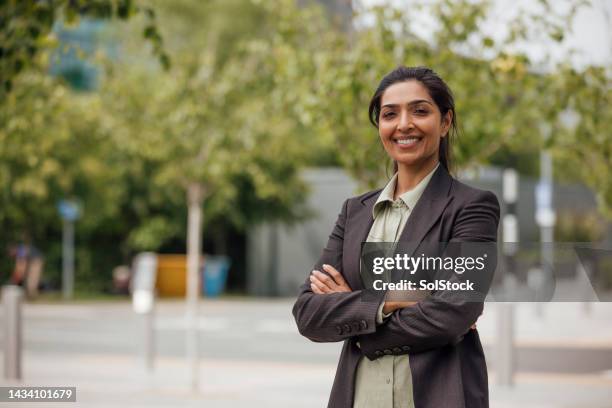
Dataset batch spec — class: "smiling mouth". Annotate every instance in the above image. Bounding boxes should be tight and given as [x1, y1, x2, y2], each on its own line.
[394, 136, 422, 146]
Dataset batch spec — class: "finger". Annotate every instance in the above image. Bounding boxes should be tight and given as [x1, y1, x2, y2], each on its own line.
[310, 283, 324, 294]
[313, 270, 337, 290]
[310, 274, 331, 293]
[322, 264, 350, 288]
[310, 277, 327, 293]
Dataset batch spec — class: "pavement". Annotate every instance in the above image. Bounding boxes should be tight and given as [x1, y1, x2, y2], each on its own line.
[0, 298, 611, 407]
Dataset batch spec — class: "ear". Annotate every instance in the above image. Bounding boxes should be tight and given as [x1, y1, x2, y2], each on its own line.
[441, 110, 453, 138]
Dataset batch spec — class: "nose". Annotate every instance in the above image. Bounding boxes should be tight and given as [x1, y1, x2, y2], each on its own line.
[397, 111, 413, 133]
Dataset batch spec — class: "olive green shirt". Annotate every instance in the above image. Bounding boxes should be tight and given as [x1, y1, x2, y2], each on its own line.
[353, 163, 439, 408]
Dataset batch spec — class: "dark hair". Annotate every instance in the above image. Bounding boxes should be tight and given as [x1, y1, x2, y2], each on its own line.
[368, 66, 457, 173]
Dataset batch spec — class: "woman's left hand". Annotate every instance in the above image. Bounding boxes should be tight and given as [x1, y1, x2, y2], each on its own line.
[310, 264, 352, 294]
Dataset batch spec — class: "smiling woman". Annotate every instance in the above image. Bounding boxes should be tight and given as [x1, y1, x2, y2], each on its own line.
[293, 66, 500, 408]
[369, 66, 458, 189]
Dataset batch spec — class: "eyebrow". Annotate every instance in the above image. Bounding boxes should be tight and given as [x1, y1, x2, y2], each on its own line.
[381, 99, 434, 108]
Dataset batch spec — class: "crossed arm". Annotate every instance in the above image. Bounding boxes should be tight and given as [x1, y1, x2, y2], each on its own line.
[309, 264, 418, 314]
[309, 263, 478, 358]
[292, 191, 499, 358]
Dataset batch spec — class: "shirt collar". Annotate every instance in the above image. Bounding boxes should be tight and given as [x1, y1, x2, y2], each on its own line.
[372, 163, 440, 217]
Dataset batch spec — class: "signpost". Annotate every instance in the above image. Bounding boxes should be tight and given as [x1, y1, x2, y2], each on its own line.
[535, 153, 555, 316]
[57, 200, 81, 300]
[498, 168, 518, 386]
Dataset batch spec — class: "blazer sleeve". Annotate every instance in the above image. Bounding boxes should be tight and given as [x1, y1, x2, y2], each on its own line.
[357, 190, 500, 359]
[292, 199, 386, 343]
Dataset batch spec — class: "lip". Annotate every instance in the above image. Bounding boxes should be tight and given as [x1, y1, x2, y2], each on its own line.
[392, 136, 423, 149]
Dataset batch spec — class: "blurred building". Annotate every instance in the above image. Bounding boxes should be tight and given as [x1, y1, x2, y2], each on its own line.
[248, 168, 357, 296]
[49, 19, 114, 91]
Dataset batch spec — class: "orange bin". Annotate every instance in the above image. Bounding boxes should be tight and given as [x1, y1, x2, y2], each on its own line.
[155, 254, 202, 297]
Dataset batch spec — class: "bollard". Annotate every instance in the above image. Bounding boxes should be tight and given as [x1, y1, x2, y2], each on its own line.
[132, 252, 158, 372]
[2, 285, 23, 380]
[134, 289, 156, 372]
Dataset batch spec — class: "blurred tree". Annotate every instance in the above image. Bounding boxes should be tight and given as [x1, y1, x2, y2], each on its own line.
[99, 0, 334, 251]
[0, 70, 131, 289]
[551, 65, 612, 217]
[310, 0, 577, 186]
[96, 0, 334, 337]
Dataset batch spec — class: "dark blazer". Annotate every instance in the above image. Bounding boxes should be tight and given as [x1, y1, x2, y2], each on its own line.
[292, 165, 500, 408]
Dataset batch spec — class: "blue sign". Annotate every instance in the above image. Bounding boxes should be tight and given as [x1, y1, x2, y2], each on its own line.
[57, 200, 81, 221]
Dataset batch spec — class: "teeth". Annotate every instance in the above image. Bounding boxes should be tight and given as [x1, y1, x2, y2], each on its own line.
[397, 138, 420, 145]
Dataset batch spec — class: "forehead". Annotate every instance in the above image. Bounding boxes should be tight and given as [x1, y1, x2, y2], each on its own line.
[380, 80, 433, 106]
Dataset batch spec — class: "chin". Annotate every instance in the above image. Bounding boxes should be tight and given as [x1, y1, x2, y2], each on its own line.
[394, 154, 438, 169]
[393, 154, 423, 166]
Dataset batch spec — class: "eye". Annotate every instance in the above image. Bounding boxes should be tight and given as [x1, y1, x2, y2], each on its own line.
[381, 111, 396, 119]
[414, 107, 429, 115]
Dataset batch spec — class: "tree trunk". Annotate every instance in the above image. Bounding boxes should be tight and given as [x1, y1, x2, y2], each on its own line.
[186, 182, 204, 391]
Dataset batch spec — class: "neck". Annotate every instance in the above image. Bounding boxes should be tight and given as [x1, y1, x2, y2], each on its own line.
[394, 157, 439, 199]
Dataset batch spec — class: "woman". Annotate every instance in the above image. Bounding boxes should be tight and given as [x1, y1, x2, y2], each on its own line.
[292, 66, 499, 408]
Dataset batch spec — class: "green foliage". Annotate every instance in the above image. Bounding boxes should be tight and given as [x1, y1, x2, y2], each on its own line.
[0, 0, 169, 97]
[0, 69, 128, 286]
[550, 65, 612, 217]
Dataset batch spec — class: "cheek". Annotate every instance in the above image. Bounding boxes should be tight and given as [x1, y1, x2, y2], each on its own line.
[415, 117, 438, 133]
[378, 123, 394, 139]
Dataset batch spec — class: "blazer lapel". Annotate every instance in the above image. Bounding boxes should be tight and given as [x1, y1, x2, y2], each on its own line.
[344, 166, 454, 289]
[344, 190, 379, 290]
[398, 165, 454, 256]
